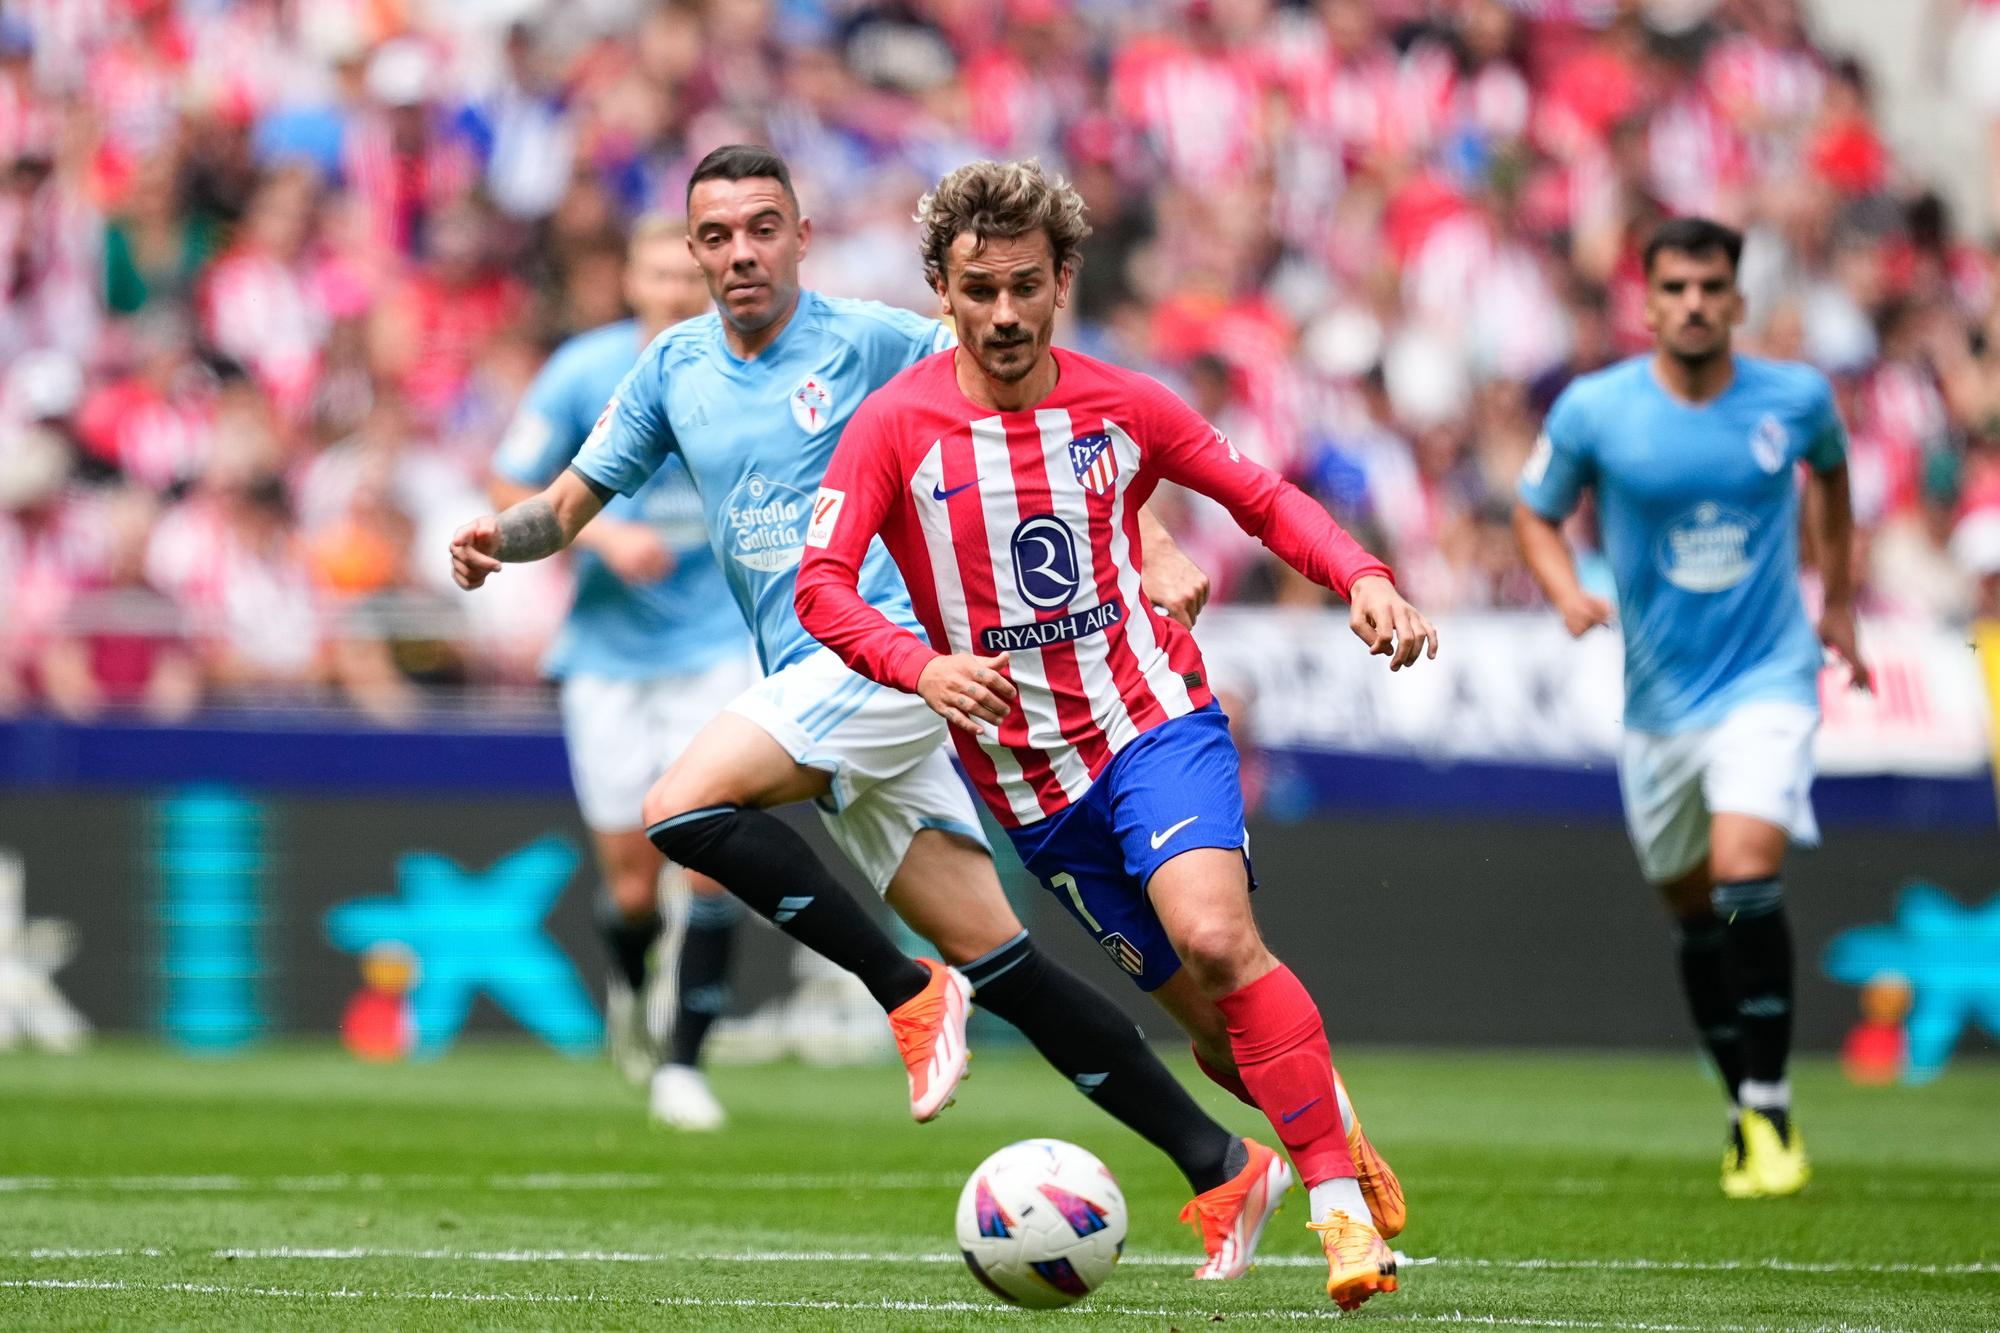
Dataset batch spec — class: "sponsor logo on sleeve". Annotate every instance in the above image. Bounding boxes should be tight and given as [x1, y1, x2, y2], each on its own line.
[1751, 414, 1789, 473]
[1522, 432, 1553, 486]
[804, 487, 845, 549]
[582, 396, 619, 451]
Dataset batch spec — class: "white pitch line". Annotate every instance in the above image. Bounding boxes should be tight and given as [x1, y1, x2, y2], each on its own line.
[0, 1170, 963, 1194]
[0, 1278, 1930, 1330]
[6, 1244, 1992, 1279]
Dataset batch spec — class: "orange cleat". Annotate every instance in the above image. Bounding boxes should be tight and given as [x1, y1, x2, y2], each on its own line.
[1334, 1069, 1406, 1239]
[1178, 1138, 1293, 1279]
[1308, 1210, 1399, 1311]
[887, 958, 971, 1122]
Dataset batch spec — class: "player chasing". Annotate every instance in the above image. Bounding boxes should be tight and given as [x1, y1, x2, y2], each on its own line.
[795, 159, 1438, 1309]
[1514, 217, 1869, 1199]
[453, 146, 1306, 1279]
[487, 215, 755, 1130]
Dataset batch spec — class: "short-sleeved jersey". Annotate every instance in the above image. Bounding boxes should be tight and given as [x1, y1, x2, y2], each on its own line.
[493, 319, 744, 680]
[1517, 354, 1846, 733]
[795, 347, 1391, 828]
[572, 291, 953, 675]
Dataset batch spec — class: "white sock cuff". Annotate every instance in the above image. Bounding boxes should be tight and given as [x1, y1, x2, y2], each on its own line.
[1308, 1176, 1371, 1226]
[1738, 1078, 1790, 1110]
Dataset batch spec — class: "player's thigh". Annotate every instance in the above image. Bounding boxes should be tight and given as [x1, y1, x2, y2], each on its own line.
[1009, 806, 1182, 993]
[1702, 700, 1819, 881]
[643, 655, 760, 896]
[1145, 847, 1268, 985]
[642, 710, 830, 824]
[1618, 724, 1712, 886]
[884, 828, 1022, 966]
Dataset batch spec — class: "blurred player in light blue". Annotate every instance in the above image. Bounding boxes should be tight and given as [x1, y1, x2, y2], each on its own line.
[1516, 217, 1869, 1200]
[489, 215, 753, 1130]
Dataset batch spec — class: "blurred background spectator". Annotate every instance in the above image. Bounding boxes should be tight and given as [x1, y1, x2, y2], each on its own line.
[2, 0, 1998, 724]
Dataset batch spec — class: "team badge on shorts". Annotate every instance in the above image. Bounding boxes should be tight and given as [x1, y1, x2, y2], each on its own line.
[1069, 432, 1118, 495]
[1100, 932, 1145, 977]
[791, 375, 834, 434]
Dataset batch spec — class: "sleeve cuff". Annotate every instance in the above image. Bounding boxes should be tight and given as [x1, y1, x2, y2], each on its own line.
[886, 639, 940, 695]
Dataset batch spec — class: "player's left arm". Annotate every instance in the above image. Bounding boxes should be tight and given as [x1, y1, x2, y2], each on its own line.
[1801, 382, 1871, 691]
[1143, 386, 1437, 670]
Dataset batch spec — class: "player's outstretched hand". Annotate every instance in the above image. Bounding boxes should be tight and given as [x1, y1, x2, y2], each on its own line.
[918, 652, 1017, 736]
[1558, 591, 1613, 639]
[1141, 541, 1211, 629]
[450, 515, 504, 590]
[1348, 575, 1439, 671]
[1818, 602, 1872, 692]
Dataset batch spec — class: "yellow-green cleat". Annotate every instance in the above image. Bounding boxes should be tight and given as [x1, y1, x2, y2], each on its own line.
[1736, 1107, 1810, 1198]
[1721, 1122, 1759, 1199]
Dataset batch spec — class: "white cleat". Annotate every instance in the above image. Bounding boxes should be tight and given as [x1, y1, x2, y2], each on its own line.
[607, 980, 658, 1086]
[650, 1063, 727, 1131]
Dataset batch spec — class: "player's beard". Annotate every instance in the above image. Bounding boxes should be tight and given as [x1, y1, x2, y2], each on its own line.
[1667, 319, 1728, 372]
[979, 334, 1037, 383]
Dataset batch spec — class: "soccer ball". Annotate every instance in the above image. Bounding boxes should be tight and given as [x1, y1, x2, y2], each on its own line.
[955, 1138, 1128, 1309]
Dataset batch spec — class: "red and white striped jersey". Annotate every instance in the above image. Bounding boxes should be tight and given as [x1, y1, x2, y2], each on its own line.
[795, 348, 1392, 828]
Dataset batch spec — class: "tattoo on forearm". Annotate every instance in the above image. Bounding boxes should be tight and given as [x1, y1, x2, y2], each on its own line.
[494, 499, 563, 562]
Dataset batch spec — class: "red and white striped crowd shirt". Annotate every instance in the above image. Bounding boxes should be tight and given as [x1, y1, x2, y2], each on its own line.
[795, 348, 1391, 828]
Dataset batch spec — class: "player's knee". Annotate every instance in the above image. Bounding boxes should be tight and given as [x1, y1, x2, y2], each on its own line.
[640, 771, 700, 830]
[1174, 919, 1264, 994]
[607, 867, 658, 918]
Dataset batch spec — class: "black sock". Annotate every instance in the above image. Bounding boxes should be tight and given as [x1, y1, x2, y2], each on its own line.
[1674, 913, 1746, 1103]
[671, 892, 740, 1068]
[598, 899, 661, 993]
[648, 806, 928, 1012]
[1712, 877, 1794, 1125]
[963, 932, 1237, 1195]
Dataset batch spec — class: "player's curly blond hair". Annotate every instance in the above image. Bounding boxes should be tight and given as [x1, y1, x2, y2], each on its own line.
[917, 159, 1092, 289]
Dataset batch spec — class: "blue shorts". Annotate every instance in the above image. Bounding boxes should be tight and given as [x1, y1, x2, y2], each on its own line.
[1005, 704, 1253, 991]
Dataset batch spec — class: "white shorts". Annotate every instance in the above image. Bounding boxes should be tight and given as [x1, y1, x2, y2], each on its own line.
[1618, 699, 1821, 885]
[559, 656, 756, 831]
[725, 647, 992, 894]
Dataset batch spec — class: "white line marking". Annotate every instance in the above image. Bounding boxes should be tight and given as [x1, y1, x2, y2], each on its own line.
[0, 1278, 1929, 1329]
[6, 1245, 1991, 1278]
[0, 1170, 963, 1194]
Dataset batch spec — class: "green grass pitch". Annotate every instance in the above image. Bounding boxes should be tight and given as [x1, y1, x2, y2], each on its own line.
[1, 1043, 1995, 1330]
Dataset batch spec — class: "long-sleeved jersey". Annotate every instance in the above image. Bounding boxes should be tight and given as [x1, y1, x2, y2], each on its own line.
[796, 346, 1392, 827]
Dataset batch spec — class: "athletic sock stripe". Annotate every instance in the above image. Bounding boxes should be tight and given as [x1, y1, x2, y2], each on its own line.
[647, 806, 740, 837]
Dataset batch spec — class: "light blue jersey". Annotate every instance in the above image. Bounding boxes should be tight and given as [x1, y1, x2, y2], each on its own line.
[571, 290, 953, 675]
[494, 319, 745, 680]
[1519, 355, 1846, 733]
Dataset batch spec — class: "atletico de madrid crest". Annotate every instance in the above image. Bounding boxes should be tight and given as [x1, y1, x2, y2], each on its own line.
[1069, 431, 1117, 495]
[790, 375, 833, 434]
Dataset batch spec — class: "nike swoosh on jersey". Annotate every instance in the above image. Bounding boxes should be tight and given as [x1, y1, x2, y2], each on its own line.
[1149, 815, 1200, 850]
[931, 478, 980, 501]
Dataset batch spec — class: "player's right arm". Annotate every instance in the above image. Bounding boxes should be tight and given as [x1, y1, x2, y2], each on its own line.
[451, 468, 606, 590]
[1513, 388, 1612, 638]
[456, 343, 679, 591]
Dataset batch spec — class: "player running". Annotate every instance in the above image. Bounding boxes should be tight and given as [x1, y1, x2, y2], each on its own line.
[489, 215, 754, 1130]
[453, 145, 1295, 1279]
[1513, 217, 1868, 1199]
[795, 159, 1436, 1310]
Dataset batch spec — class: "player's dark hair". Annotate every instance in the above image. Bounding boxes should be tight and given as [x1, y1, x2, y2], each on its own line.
[1643, 217, 1743, 278]
[685, 144, 798, 213]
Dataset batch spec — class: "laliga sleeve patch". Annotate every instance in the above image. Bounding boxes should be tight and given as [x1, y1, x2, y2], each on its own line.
[805, 487, 845, 548]
[1522, 432, 1553, 486]
[583, 395, 619, 451]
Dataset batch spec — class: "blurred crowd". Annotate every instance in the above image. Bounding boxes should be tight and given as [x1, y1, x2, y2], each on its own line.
[3, 0, 2000, 724]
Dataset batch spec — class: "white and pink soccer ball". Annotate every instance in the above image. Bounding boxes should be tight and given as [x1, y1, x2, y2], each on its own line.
[955, 1138, 1128, 1308]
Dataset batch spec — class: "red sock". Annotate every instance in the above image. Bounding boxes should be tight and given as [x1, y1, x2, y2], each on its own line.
[1215, 964, 1355, 1187]
[1192, 1045, 1258, 1109]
